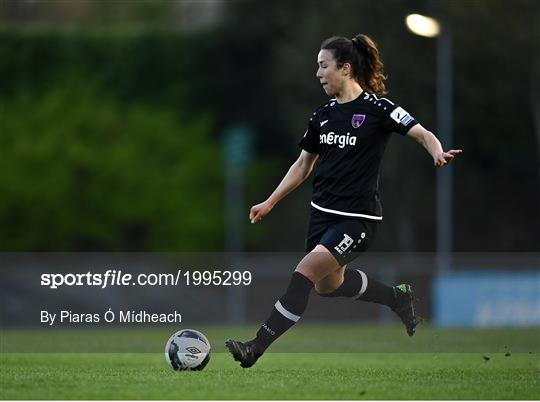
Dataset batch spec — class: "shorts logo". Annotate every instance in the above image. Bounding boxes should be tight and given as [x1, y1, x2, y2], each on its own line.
[351, 114, 366, 128]
[334, 233, 354, 255]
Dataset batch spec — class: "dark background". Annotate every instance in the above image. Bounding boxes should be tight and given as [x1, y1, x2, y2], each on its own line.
[1, 0, 538, 253]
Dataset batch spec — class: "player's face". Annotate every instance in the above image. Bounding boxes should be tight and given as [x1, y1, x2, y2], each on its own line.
[316, 49, 346, 96]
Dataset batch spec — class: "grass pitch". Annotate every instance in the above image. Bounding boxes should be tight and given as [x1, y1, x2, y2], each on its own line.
[2, 325, 539, 400]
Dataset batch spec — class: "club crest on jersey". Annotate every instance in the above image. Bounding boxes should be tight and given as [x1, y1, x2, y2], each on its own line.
[351, 114, 366, 128]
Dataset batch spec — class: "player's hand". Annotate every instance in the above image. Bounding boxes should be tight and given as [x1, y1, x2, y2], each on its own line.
[433, 149, 462, 168]
[249, 201, 274, 224]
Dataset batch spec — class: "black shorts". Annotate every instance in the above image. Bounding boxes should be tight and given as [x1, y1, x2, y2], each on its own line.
[305, 207, 378, 266]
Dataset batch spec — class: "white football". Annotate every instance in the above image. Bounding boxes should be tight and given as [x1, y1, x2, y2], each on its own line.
[164, 329, 211, 371]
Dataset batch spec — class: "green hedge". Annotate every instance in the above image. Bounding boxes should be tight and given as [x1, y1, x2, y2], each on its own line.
[0, 30, 217, 110]
[0, 77, 223, 251]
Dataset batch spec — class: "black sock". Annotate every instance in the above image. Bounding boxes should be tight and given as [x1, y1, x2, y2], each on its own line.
[357, 273, 396, 308]
[318, 269, 367, 298]
[319, 269, 396, 308]
[253, 272, 314, 353]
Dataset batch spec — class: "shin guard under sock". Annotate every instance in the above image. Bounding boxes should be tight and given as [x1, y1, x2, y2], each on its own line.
[318, 269, 368, 298]
[356, 273, 396, 307]
[319, 269, 396, 308]
[254, 272, 314, 353]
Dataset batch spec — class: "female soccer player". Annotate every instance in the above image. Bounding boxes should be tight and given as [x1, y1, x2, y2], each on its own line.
[226, 34, 462, 368]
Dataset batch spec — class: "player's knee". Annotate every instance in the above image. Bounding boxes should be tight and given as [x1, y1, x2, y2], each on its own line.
[295, 261, 318, 283]
[295, 245, 340, 283]
[314, 281, 337, 296]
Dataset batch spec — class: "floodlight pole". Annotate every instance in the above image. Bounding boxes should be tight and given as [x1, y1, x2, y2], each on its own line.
[224, 127, 252, 323]
[405, 13, 454, 273]
[435, 25, 453, 273]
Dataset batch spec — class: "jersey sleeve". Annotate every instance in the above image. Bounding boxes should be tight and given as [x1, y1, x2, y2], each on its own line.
[298, 111, 321, 154]
[381, 102, 418, 136]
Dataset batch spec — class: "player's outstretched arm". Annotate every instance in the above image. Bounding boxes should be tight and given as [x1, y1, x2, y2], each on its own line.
[249, 150, 319, 224]
[406, 124, 462, 168]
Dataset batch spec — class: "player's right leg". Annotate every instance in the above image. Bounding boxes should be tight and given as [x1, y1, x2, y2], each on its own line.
[226, 245, 341, 368]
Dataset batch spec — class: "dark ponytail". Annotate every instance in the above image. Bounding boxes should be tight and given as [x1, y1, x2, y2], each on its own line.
[321, 34, 388, 96]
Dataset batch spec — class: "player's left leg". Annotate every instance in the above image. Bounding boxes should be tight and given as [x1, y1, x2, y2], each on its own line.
[314, 217, 395, 305]
[316, 268, 418, 336]
[314, 265, 345, 294]
[314, 218, 419, 336]
[316, 267, 396, 306]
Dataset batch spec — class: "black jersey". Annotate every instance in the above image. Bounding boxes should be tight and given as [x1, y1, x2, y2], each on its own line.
[298, 91, 418, 220]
